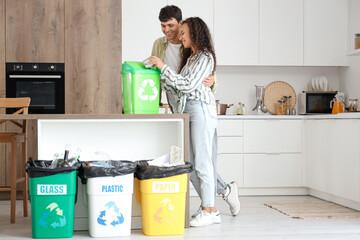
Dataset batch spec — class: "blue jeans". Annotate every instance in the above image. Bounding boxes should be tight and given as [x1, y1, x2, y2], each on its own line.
[185, 100, 226, 207]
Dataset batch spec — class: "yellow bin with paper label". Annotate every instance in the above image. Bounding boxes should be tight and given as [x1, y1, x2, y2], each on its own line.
[139, 173, 188, 236]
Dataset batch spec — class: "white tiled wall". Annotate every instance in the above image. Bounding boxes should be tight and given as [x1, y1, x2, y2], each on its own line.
[214, 66, 341, 115]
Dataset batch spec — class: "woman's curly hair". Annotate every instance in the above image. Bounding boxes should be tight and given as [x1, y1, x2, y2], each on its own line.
[179, 17, 216, 75]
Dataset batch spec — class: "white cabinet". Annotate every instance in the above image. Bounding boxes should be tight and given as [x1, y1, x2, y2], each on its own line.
[122, 0, 167, 61]
[168, 0, 214, 35]
[306, 119, 360, 202]
[217, 119, 303, 189]
[218, 137, 243, 154]
[304, 0, 348, 66]
[244, 154, 303, 187]
[214, 0, 259, 65]
[244, 120, 303, 153]
[217, 154, 244, 188]
[216, 120, 244, 188]
[243, 119, 303, 188]
[259, 0, 303, 65]
[304, 120, 330, 193]
[121, 0, 348, 66]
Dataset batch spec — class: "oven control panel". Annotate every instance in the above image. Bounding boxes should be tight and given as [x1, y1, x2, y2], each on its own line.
[6, 63, 64, 72]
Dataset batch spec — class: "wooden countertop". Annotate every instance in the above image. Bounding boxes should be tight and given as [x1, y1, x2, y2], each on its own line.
[0, 113, 189, 120]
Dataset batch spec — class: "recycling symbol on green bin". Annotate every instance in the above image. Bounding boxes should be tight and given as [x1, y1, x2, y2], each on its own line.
[138, 79, 158, 101]
[97, 201, 124, 227]
[38, 203, 66, 229]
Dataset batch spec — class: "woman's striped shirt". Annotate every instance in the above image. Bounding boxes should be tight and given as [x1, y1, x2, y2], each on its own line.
[161, 51, 215, 113]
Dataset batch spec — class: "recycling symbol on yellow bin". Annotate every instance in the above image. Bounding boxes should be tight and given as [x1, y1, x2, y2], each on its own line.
[39, 203, 66, 229]
[153, 198, 178, 224]
[138, 79, 158, 101]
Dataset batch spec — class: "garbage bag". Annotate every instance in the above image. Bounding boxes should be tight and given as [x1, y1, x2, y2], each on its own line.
[25, 158, 81, 178]
[135, 161, 193, 180]
[78, 160, 137, 184]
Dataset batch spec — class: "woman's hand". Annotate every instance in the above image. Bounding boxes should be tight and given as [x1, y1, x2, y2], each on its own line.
[147, 56, 165, 70]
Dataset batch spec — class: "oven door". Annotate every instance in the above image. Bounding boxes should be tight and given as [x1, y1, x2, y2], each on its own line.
[6, 73, 65, 114]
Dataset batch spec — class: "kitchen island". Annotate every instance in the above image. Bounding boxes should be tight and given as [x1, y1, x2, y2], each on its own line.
[0, 114, 190, 230]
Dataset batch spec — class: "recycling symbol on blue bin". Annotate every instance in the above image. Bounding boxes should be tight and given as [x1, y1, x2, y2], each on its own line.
[97, 201, 124, 227]
[38, 203, 66, 229]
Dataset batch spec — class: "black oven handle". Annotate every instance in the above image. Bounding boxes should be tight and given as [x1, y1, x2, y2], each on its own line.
[9, 75, 62, 79]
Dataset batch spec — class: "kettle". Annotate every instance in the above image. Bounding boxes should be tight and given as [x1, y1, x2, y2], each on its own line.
[330, 94, 345, 114]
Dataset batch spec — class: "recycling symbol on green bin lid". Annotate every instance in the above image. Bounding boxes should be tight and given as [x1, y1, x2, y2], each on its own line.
[38, 203, 66, 229]
[138, 79, 158, 101]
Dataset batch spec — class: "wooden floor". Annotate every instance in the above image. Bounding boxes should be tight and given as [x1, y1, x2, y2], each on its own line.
[1, 195, 360, 239]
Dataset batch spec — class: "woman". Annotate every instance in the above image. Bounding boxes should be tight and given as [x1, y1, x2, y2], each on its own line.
[148, 17, 222, 227]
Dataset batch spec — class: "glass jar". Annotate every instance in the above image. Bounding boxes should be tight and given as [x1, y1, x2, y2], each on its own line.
[355, 33, 360, 50]
[277, 99, 286, 115]
[283, 96, 292, 115]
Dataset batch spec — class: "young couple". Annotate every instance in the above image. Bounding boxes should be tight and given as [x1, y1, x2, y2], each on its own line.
[147, 5, 240, 227]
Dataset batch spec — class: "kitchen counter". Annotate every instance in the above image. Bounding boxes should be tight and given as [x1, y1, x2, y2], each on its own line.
[217, 112, 360, 119]
[0, 113, 188, 120]
[2, 113, 359, 120]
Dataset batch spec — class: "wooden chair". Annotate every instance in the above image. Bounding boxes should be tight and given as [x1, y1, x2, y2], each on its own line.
[0, 97, 31, 223]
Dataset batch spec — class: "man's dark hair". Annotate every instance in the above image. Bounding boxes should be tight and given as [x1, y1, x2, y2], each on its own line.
[159, 5, 182, 22]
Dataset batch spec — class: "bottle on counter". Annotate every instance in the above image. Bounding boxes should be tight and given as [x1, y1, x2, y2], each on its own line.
[236, 102, 243, 115]
[355, 33, 360, 50]
[277, 99, 286, 115]
[242, 104, 246, 115]
[283, 96, 292, 115]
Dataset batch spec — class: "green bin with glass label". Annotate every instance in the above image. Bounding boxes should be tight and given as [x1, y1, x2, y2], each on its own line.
[26, 162, 78, 239]
[121, 61, 161, 114]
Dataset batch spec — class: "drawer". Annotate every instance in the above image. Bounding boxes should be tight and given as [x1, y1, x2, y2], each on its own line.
[217, 154, 244, 188]
[218, 137, 243, 153]
[243, 153, 303, 188]
[244, 120, 302, 153]
[218, 120, 243, 136]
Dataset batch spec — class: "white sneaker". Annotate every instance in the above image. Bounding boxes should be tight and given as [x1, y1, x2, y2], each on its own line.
[223, 181, 241, 216]
[190, 210, 213, 227]
[191, 205, 202, 218]
[211, 211, 221, 224]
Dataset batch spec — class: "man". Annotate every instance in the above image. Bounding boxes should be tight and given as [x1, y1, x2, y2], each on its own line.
[151, 5, 217, 113]
[151, 5, 241, 219]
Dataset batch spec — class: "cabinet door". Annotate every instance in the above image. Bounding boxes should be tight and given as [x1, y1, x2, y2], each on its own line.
[244, 120, 302, 153]
[65, 0, 122, 114]
[168, 0, 214, 35]
[214, 0, 259, 65]
[218, 119, 244, 136]
[259, 0, 303, 65]
[122, 0, 167, 61]
[304, 0, 348, 66]
[217, 154, 244, 188]
[305, 120, 330, 193]
[6, 0, 65, 62]
[244, 153, 303, 187]
[218, 137, 244, 154]
[327, 120, 360, 202]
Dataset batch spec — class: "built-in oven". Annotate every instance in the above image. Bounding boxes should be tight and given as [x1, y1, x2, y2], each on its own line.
[6, 63, 65, 114]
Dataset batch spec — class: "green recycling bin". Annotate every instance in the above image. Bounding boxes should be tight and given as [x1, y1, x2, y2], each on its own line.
[121, 61, 161, 114]
[26, 160, 79, 239]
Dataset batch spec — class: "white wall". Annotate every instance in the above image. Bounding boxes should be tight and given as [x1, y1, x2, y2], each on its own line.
[339, 0, 360, 102]
[214, 66, 341, 114]
[339, 58, 360, 102]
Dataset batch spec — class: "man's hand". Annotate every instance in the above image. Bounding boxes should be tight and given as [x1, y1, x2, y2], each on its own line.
[203, 74, 215, 87]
